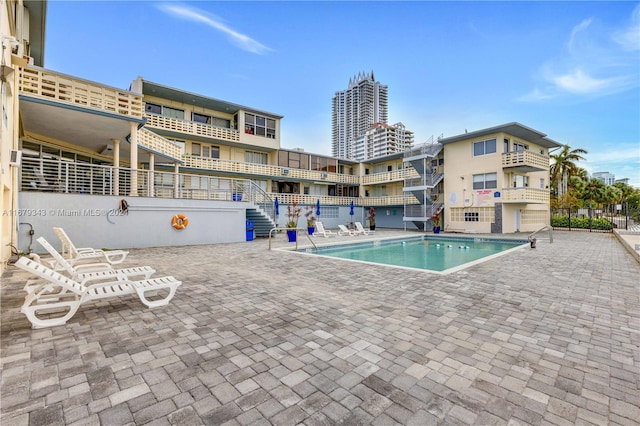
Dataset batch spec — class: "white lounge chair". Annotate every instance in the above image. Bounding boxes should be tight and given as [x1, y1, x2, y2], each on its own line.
[53, 227, 128, 265]
[314, 221, 336, 237]
[16, 257, 181, 329]
[338, 224, 357, 236]
[355, 222, 373, 235]
[35, 236, 155, 286]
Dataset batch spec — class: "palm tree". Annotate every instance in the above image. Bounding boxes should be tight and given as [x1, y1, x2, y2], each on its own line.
[581, 178, 607, 219]
[550, 145, 588, 197]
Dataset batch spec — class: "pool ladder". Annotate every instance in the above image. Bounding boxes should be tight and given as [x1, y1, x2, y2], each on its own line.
[528, 225, 553, 248]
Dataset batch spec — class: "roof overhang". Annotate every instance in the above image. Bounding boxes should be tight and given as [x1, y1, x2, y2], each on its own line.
[139, 80, 284, 119]
[439, 122, 561, 149]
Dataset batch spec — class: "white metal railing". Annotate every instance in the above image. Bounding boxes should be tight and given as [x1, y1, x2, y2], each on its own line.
[404, 140, 443, 158]
[19, 157, 270, 207]
[18, 66, 143, 118]
[404, 203, 442, 219]
[404, 171, 444, 188]
[19, 158, 424, 213]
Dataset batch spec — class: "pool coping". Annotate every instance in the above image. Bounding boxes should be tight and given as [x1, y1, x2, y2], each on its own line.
[277, 234, 529, 275]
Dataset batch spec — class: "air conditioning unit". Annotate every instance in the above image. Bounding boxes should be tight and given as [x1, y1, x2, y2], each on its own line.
[9, 149, 22, 167]
[281, 168, 289, 175]
[320, 172, 328, 179]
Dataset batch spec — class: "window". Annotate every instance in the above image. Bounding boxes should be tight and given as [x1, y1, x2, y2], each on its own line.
[145, 103, 184, 119]
[465, 212, 479, 222]
[504, 138, 509, 153]
[514, 142, 528, 151]
[473, 138, 497, 156]
[473, 172, 497, 190]
[246, 151, 268, 164]
[192, 143, 201, 156]
[245, 113, 277, 139]
[145, 103, 161, 114]
[540, 178, 545, 189]
[193, 113, 211, 124]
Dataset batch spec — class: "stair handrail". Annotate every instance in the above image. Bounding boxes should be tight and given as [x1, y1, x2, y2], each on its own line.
[268, 227, 317, 250]
[528, 225, 553, 243]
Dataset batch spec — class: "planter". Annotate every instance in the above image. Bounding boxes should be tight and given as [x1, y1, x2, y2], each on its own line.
[287, 229, 297, 242]
[370, 224, 376, 231]
[308, 226, 315, 235]
[433, 226, 441, 234]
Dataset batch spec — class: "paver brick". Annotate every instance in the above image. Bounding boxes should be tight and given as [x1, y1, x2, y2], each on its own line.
[1, 231, 638, 425]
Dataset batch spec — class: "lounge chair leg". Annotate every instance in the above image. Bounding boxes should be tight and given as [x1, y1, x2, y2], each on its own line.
[22, 301, 81, 329]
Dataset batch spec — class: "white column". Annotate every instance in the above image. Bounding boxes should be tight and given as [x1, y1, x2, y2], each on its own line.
[129, 122, 138, 196]
[112, 139, 120, 196]
[148, 153, 155, 197]
[173, 163, 180, 198]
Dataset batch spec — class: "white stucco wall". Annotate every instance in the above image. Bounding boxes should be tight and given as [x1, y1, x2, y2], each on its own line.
[17, 192, 247, 254]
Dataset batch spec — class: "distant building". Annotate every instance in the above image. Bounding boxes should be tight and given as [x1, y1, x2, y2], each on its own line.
[593, 171, 615, 185]
[353, 122, 414, 161]
[331, 71, 388, 159]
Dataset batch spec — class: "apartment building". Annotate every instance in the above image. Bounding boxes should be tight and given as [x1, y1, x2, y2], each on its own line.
[593, 171, 616, 185]
[439, 123, 559, 233]
[353, 122, 415, 161]
[331, 71, 388, 159]
[0, 2, 558, 269]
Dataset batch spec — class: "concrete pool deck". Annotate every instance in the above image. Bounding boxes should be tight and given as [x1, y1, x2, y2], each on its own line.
[1, 229, 639, 425]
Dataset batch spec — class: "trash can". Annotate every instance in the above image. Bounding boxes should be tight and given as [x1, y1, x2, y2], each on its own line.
[246, 220, 255, 241]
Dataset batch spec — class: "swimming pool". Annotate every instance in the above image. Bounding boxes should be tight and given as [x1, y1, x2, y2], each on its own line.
[297, 236, 528, 274]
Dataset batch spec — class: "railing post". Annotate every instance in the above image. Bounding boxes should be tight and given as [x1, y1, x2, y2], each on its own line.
[148, 153, 155, 197]
[112, 139, 120, 196]
[129, 122, 139, 196]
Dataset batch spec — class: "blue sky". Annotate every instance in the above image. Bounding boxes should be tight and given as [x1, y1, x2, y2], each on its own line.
[45, 1, 640, 186]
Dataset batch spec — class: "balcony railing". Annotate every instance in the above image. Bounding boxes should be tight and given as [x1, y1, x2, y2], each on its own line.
[182, 156, 360, 184]
[361, 169, 417, 185]
[144, 113, 241, 143]
[501, 187, 549, 204]
[502, 150, 549, 171]
[138, 128, 184, 161]
[18, 66, 143, 118]
[20, 157, 263, 204]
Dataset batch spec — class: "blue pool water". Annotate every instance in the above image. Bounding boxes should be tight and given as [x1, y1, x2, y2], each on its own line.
[301, 236, 527, 273]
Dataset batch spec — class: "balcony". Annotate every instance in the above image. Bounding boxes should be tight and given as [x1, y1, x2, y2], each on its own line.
[138, 129, 184, 162]
[502, 150, 550, 172]
[18, 66, 143, 118]
[361, 169, 416, 185]
[182, 156, 359, 184]
[144, 113, 240, 143]
[500, 187, 549, 204]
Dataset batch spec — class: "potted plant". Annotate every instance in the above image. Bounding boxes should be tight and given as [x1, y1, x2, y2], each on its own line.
[286, 201, 301, 242]
[431, 212, 441, 234]
[305, 205, 316, 235]
[367, 207, 376, 231]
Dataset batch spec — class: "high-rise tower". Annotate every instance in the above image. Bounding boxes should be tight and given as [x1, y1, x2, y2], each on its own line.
[331, 71, 388, 159]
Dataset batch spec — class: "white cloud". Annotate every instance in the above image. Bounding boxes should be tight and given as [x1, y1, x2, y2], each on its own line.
[552, 69, 627, 94]
[521, 8, 639, 101]
[157, 4, 272, 55]
[612, 4, 640, 51]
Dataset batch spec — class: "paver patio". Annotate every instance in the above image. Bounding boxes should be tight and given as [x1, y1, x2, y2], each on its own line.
[1, 230, 639, 425]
